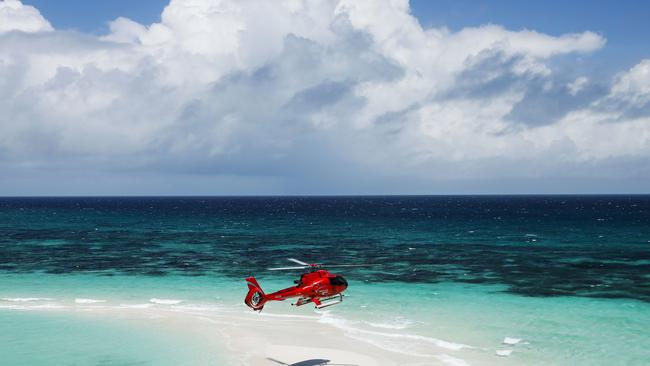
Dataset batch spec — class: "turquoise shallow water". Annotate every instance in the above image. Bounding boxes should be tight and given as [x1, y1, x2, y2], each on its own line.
[1, 196, 650, 365]
[1, 274, 233, 366]
[1, 310, 226, 366]
[338, 281, 650, 365]
[2, 273, 649, 365]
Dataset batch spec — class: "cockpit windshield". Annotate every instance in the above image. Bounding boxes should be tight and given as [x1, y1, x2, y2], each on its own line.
[330, 275, 348, 287]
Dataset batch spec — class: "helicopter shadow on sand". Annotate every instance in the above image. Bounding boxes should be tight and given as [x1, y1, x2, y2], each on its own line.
[266, 357, 357, 366]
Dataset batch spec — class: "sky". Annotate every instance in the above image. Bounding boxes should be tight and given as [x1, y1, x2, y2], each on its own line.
[1, 0, 649, 195]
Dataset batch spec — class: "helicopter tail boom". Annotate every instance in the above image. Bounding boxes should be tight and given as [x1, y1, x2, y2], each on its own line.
[244, 276, 267, 311]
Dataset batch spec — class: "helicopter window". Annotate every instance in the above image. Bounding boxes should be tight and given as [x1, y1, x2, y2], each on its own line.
[294, 273, 307, 285]
[330, 276, 347, 286]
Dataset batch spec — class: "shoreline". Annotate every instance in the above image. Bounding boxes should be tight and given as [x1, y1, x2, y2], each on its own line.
[1, 298, 506, 366]
[3, 279, 649, 366]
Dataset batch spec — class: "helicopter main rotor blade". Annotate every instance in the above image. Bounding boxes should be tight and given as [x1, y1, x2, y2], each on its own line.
[320, 264, 379, 268]
[287, 258, 310, 266]
[267, 266, 308, 271]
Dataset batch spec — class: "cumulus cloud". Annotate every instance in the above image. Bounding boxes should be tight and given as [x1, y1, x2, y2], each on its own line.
[0, 0, 52, 33]
[611, 59, 650, 100]
[0, 0, 648, 194]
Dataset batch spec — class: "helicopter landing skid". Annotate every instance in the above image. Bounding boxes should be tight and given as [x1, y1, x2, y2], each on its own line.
[316, 294, 343, 309]
[292, 297, 313, 307]
[292, 294, 343, 308]
[315, 294, 343, 309]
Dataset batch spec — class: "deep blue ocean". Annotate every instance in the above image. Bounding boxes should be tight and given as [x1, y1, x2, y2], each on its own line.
[2, 196, 649, 365]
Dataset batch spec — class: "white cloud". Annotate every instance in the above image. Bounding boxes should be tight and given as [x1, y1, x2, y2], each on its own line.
[610, 59, 650, 105]
[0, 0, 52, 33]
[567, 76, 588, 96]
[103, 17, 147, 44]
[0, 0, 648, 194]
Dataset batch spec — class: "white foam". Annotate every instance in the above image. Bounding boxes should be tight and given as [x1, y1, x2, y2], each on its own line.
[74, 298, 106, 304]
[255, 312, 320, 320]
[365, 321, 410, 330]
[29, 304, 66, 310]
[1, 297, 53, 302]
[170, 304, 222, 312]
[503, 337, 521, 345]
[320, 327, 441, 359]
[118, 303, 152, 309]
[149, 298, 183, 305]
[436, 354, 470, 366]
[319, 313, 470, 351]
[364, 317, 414, 330]
[496, 349, 513, 357]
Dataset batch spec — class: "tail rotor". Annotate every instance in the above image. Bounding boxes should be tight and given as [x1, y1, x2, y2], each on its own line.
[244, 276, 266, 311]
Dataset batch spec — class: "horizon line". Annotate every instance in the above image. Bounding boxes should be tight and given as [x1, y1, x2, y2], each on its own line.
[1, 193, 649, 198]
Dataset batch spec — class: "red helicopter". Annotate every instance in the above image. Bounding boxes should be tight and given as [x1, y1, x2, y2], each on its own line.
[244, 258, 370, 311]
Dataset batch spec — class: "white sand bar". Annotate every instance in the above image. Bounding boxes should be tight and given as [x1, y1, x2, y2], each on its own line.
[5, 300, 511, 366]
[215, 307, 493, 366]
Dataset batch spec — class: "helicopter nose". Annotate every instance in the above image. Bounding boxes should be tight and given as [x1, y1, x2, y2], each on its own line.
[331, 275, 347, 289]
